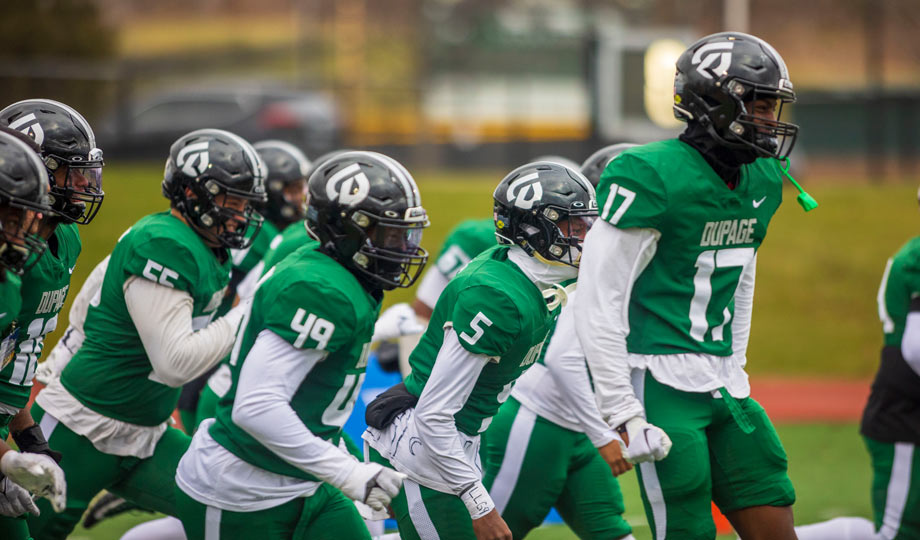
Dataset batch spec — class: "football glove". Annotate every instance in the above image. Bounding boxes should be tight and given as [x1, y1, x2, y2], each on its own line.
[0, 476, 40, 517]
[618, 417, 672, 464]
[0, 451, 66, 513]
[338, 462, 406, 513]
[12, 425, 63, 463]
[371, 303, 425, 343]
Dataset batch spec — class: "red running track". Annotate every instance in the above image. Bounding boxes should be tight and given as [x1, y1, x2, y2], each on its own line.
[750, 377, 872, 422]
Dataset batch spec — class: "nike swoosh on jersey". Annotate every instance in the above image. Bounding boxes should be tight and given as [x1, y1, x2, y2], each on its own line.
[752, 196, 767, 208]
[68, 266, 76, 274]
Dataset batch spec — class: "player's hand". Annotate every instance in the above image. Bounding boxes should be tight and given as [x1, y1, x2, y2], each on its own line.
[0, 476, 40, 517]
[598, 439, 633, 476]
[472, 509, 512, 540]
[339, 462, 406, 512]
[372, 303, 426, 342]
[617, 417, 672, 464]
[0, 451, 66, 512]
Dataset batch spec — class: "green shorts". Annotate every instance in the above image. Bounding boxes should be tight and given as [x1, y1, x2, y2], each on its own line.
[175, 482, 369, 540]
[25, 403, 191, 540]
[635, 371, 795, 540]
[482, 397, 632, 539]
[864, 436, 920, 539]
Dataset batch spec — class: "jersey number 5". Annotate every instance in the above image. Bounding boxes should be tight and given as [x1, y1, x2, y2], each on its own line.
[460, 312, 493, 346]
[689, 248, 754, 342]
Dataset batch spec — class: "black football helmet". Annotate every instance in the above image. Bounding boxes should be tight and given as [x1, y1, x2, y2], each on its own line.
[493, 161, 597, 268]
[305, 151, 429, 290]
[0, 99, 104, 224]
[580, 143, 638, 187]
[0, 129, 52, 274]
[162, 129, 267, 249]
[253, 140, 311, 230]
[673, 32, 799, 160]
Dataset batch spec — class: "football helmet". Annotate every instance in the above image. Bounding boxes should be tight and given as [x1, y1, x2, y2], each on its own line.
[673, 32, 799, 160]
[0, 129, 52, 274]
[531, 155, 580, 171]
[305, 151, 429, 290]
[493, 161, 597, 268]
[580, 143, 638, 187]
[0, 99, 104, 224]
[162, 129, 267, 249]
[253, 140, 311, 230]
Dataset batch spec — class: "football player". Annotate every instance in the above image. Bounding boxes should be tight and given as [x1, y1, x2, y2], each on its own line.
[0, 129, 66, 538]
[363, 161, 595, 540]
[579, 143, 638, 188]
[27, 128, 266, 538]
[175, 151, 426, 539]
[575, 32, 800, 539]
[0, 99, 103, 528]
[794, 190, 920, 539]
[481, 157, 636, 540]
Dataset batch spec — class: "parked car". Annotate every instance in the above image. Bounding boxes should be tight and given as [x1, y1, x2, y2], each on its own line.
[97, 85, 341, 160]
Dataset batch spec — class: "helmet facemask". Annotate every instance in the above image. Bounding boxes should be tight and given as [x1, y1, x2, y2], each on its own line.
[0, 202, 48, 274]
[185, 179, 265, 250]
[723, 78, 799, 160]
[540, 205, 597, 268]
[350, 207, 429, 290]
[45, 148, 104, 225]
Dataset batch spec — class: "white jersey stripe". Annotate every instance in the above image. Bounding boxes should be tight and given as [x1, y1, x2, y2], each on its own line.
[405, 479, 440, 540]
[879, 442, 914, 539]
[635, 372, 667, 538]
[878, 258, 896, 334]
[490, 403, 537, 514]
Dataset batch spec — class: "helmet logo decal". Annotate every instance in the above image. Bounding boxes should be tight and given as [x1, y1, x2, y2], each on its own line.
[9, 113, 45, 146]
[176, 141, 210, 177]
[326, 163, 370, 206]
[691, 42, 734, 80]
[507, 172, 543, 210]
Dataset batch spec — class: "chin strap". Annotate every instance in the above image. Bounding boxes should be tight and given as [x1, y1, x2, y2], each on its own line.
[543, 281, 577, 311]
[780, 158, 818, 212]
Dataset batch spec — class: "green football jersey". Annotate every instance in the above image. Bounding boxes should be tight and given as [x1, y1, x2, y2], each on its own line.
[0, 271, 23, 375]
[404, 245, 555, 436]
[209, 245, 381, 481]
[61, 211, 231, 426]
[230, 220, 281, 276]
[261, 220, 318, 274]
[432, 218, 496, 280]
[878, 236, 920, 347]
[0, 224, 81, 410]
[596, 138, 783, 357]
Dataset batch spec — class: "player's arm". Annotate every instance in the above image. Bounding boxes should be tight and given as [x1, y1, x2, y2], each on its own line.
[899, 297, 920, 376]
[413, 328, 497, 518]
[125, 277, 247, 387]
[542, 295, 630, 475]
[730, 254, 757, 367]
[35, 255, 110, 385]
[230, 329, 403, 512]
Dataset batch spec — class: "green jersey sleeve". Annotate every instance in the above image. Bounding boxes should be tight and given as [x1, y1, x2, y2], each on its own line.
[597, 152, 668, 229]
[121, 234, 203, 294]
[261, 279, 357, 353]
[449, 285, 521, 358]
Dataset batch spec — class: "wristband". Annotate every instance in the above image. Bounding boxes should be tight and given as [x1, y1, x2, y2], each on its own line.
[460, 481, 494, 519]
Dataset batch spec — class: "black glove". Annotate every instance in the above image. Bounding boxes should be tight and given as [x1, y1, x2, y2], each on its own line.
[12, 424, 63, 463]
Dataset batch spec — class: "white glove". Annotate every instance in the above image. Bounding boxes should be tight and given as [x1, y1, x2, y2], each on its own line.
[372, 303, 426, 343]
[618, 417, 672, 464]
[0, 476, 40, 517]
[35, 327, 82, 385]
[0, 451, 66, 513]
[337, 462, 406, 513]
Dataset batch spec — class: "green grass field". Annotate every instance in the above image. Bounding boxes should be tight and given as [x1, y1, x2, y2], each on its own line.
[55, 163, 902, 538]
[65, 423, 873, 539]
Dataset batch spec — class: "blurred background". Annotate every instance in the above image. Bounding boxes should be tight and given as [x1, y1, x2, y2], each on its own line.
[2, 0, 919, 177]
[4, 1, 920, 538]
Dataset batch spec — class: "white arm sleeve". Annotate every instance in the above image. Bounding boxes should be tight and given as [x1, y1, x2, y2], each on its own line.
[574, 221, 660, 428]
[124, 277, 245, 388]
[730, 254, 757, 366]
[414, 267, 451, 311]
[543, 293, 618, 448]
[413, 328, 490, 494]
[36, 256, 110, 384]
[231, 329, 357, 487]
[901, 304, 920, 377]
